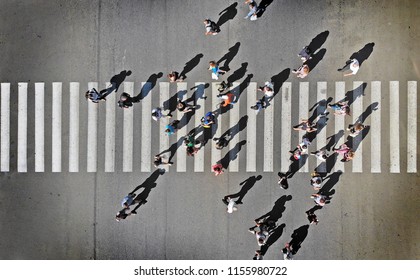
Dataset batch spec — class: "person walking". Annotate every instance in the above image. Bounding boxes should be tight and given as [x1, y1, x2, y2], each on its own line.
[333, 143, 355, 162]
[165, 120, 180, 135]
[85, 88, 106, 103]
[347, 122, 367, 137]
[310, 171, 323, 190]
[253, 250, 264, 260]
[208, 61, 226, 80]
[177, 100, 196, 113]
[250, 98, 267, 114]
[204, 19, 220, 35]
[214, 134, 231, 150]
[282, 243, 294, 260]
[184, 133, 202, 157]
[338, 58, 360, 76]
[290, 136, 311, 159]
[311, 193, 327, 206]
[298, 46, 312, 62]
[201, 112, 216, 128]
[221, 197, 238, 213]
[306, 210, 319, 225]
[218, 91, 236, 107]
[244, 0, 258, 20]
[167, 71, 183, 83]
[117, 92, 135, 108]
[293, 119, 317, 133]
[278, 172, 289, 190]
[310, 149, 329, 161]
[292, 64, 310, 78]
[151, 107, 172, 121]
[212, 163, 224, 176]
[153, 155, 173, 168]
[258, 81, 274, 99]
[328, 101, 351, 116]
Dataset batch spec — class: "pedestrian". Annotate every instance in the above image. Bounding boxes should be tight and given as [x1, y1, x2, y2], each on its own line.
[244, 0, 258, 20]
[217, 92, 236, 107]
[282, 243, 294, 260]
[338, 58, 360, 76]
[212, 163, 224, 176]
[115, 208, 133, 221]
[328, 101, 351, 116]
[85, 88, 106, 103]
[310, 172, 323, 190]
[306, 210, 319, 225]
[208, 61, 226, 80]
[214, 134, 231, 150]
[151, 107, 172, 121]
[204, 19, 220, 35]
[153, 155, 173, 168]
[310, 149, 329, 161]
[293, 119, 317, 133]
[100, 70, 132, 97]
[117, 92, 134, 108]
[184, 133, 201, 157]
[347, 122, 367, 137]
[290, 136, 311, 159]
[250, 98, 267, 114]
[258, 81, 274, 99]
[311, 193, 327, 206]
[121, 193, 136, 209]
[217, 81, 229, 93]
[253, 250, 264, 260]
[165, 120, 180, 135]
[201, 112, 216, 128]
[277, 172, 289, 190]
[298, 46, 312, 62]
[292, 64, 310, 78]
[177, 100, 196, 113]
[221, 197, 238, 213]
[248, 220, 270, 246]
[167, 71, 183, 83]
[333, 143, 355, 162]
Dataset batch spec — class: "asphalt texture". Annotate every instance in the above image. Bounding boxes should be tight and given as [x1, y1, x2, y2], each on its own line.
[0, 0, 419, 260]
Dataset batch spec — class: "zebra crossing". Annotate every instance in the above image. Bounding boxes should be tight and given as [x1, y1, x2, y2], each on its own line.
[0, 81, 417, 174]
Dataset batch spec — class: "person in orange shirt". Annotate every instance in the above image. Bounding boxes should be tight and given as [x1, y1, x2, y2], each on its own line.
[218, 92, 236, 107]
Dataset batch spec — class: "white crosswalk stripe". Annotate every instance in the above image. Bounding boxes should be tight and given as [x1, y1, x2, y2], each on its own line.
[0, 81, 417, 174]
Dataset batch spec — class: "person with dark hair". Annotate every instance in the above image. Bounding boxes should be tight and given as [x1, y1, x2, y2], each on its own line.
[217, 81, 229, 94]
[249, 218, 276, 246]
[153, 155, 173, 168]
[333, 143, 355, 162]
[244, 0, 258, 19]
[253, 250, 264, 260]
[292, 64, 310, 79]
[167, 71, 183, 83]
[258, 81, 274, 99]
[306, 211, 319, 225]
[310, 172, 323, 190]
[85, 88, 106, 103]
[290, 136, 311, 159]
[214, 134, 231, 150]
[347, 122, 367, 137]
[328, 101, 351, 116]
[278, 172, 289, 190]
[165, 120, 180, 135]
[311, 193, 327, 206]
[201, 112, 216, 128]
[338, 58, 359, 76]
[204, 19, 220, 35]
[212, 163, 224, 176]
[208, 61, 226, 80]
[184, 133, 201, 157]
[282, 243, 294, 260]
[177, 100, 196, 113]
[117, 92, 134, 108]
[250, 98, 267, 114]
[298, 46, 313, 62]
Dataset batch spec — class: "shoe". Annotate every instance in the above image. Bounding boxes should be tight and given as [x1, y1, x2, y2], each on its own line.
[131, 210, 137, 215]
[236, 201, 243, 205]
[222, 198, 228, 205]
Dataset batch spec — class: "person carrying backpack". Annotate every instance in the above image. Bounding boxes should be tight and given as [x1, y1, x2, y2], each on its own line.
[204, 19, 220, 35]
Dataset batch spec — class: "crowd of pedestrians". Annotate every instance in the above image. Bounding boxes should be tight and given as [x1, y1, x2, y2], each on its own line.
[82, 1, 373, 260]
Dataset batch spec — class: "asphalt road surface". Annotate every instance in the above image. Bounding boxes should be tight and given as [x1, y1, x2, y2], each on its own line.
[0, 0, 419, 260]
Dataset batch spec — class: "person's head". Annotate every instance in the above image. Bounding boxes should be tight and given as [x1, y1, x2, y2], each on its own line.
[165, 129, 170, 133]
[322, 154, 328, 159]
[249, 2, 256, 8]
[85, 91, 91, 100]
[167, 73, 175, 80]
[293, 151, 301, 160]
[344, 106, 351, 115]
[346, 150, 355, 159]
[209, 61, 216, 67]
[319, 198, 326, 204]
[316, 178, 322, 184]
[120, 94, 128, 101]
[204, 19, 210, 25]
[186, 146, 195, 156]
[215, 142, 223, 150]
[355, 123, 364, 131]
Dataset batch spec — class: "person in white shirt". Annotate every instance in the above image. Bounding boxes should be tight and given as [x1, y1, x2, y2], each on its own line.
[338, 58, 360, 76]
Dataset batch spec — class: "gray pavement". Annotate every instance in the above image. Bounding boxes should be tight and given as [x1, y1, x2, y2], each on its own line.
[0, 0, 419, 260]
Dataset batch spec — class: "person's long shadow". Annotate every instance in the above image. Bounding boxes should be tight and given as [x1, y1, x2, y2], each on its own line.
[197, 121, 218, 147]
[128, 169, 166, 212]
[255, 0, 274, 18]
[225, 175, 263, 204]
[318, 171, 342, 197]
[217, 42, 240, 72]
[185, 83, 209, 103]
[227, 62, 248, 85]
[308, 97, 333, 119]
[163, 91, 182, 115]
[110, 70, 132, 92]
[260, 223, 286, 256]
[218, 140, 246, 169]
[264, 68, 290, 106]
[256, 195, 293, 223]
[305, 48, 327, 72]
[135, 72, 163, 101]
[286, 154, 308, 178]
[322, 130, 344, 152]
[157, 137, 184, 162]
[214, 115, 248, 145]
[217, 2, 238, 27]
[350, 42, 375, 66]
[289, 225, 309, 255]
[307, 30, 330, 53]
[339, 82, 367, 106]
[217, 74, 253, 116]
[356, 102, 379, 124]
[179, 53, 204, 80]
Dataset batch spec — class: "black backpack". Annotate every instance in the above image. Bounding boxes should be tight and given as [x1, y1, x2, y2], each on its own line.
[210, 21, 220, 33]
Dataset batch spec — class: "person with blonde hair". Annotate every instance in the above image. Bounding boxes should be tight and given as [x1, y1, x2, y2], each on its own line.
[292, 64, 310, 78]
[347, 122, 367, 137]
[333, 143, 355, 162]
